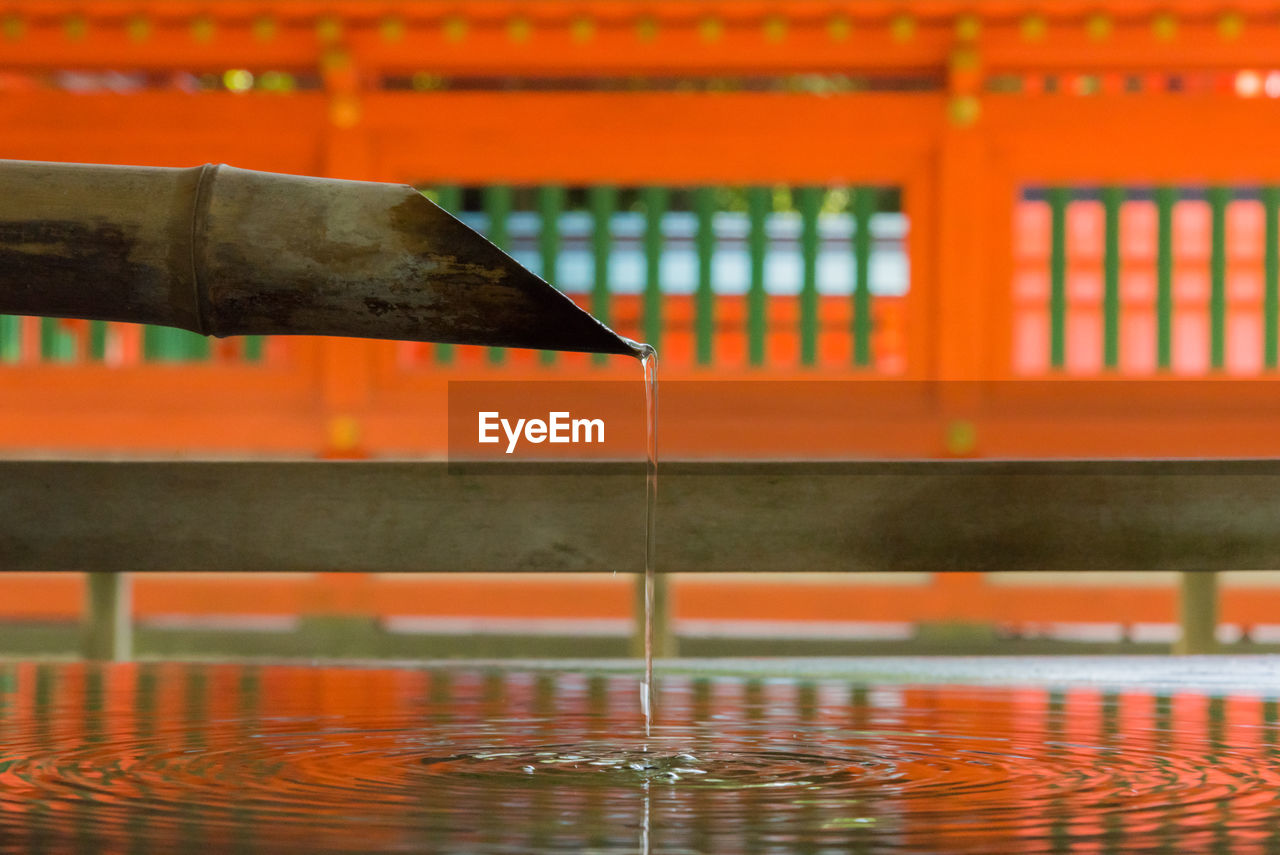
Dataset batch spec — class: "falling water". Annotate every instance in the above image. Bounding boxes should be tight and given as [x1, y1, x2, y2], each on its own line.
[632, 343, 658, 740]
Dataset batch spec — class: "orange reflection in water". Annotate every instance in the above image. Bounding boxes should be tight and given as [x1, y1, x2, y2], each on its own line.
[0, 662, 1278, 854]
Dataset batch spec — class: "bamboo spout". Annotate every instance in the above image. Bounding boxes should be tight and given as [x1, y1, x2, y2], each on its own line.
[0, 159, 636, 356]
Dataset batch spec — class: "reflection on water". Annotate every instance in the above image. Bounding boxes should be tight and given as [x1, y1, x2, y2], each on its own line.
[2, 662, 1280, 853]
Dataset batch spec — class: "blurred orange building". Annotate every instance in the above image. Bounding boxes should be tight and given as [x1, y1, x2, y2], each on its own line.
[5, 1, 1280, 648]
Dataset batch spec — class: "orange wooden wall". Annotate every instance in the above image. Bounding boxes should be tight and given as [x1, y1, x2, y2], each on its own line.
[4, 2, 1280, 456]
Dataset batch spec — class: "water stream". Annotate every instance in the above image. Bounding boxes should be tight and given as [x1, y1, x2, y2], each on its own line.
[635, 344, 658, 741]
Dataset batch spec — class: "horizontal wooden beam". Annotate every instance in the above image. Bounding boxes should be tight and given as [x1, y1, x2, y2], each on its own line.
[0, 91, 939, 184]
[14, 91, 1280, 187]
[3, 460, 1280, 573]
[0, 2, 1272, 74]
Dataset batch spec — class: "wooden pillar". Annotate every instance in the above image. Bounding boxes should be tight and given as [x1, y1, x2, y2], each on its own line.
[934, 32, 989, 387]
[929, 30, 993, 625]
[314, 37, 382, 639]
[1174, 571, 1218, 654]
[82, 571, 131, 661]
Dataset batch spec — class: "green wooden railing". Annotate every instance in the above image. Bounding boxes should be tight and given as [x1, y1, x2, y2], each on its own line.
[144, 327, 209, 362]
[428, 182, 897, 369]
[1, 183, 900, 370]
[1039, 185, 1280, 374]
[0, 317, 264, 365]
[0, 315, 18, 363]
[1156, 186, 1175, 371]
[1102, 186, 1121, 370]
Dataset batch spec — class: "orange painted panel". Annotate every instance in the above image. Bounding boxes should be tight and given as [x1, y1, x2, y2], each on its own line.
[366, 92, 941, 185]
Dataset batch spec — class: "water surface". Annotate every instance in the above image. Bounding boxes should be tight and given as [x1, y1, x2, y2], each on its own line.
[2, 662, 1279, 853]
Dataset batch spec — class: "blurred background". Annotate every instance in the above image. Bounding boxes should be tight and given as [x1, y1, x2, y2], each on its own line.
[4, 0, 1280, 659]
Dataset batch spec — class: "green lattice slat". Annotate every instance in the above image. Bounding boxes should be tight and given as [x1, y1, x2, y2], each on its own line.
[243, 336, 264, 363]
[0, 315, 19, 363]
[1155, 186, 1176, 371]
[693, 187, 716, 366]
[182, 329, 209, 361]
[1102, 187, 1123, 370]
[747, 186, 769, 367]
[41, 318, 74, 362]
[87, 322, 107, 362]
[853, 186, 875, 368]
[144, 326, 207, 362]
[145, 326, 171, 362]
[1048, 187, 1068, 371]
[797, 186, 821, 366]
[1209, 186, 1229, 372]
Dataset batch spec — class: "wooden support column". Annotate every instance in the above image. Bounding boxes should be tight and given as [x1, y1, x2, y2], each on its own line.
[82, 572, 131, 661]
[317, 38, 377, 432]
[934, 32, 989, 387]
[931, 26, 990, 470]
[1174, 571, 1218, 654]
[313, 39, 385, 642]
[320, 31, 372, 182]
[316, 37, 377, 430]
[927, 28, 991, 620]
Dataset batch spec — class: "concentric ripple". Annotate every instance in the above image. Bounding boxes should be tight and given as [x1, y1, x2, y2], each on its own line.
[421, 740, 880, 788]
[1, 662, 1279, 854]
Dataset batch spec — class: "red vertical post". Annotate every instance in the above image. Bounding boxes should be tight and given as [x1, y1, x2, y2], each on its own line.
[314, 24, 378, 627]
[930, 25, 994, 622]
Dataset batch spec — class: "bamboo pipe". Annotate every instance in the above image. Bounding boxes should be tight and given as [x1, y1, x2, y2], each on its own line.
[0, 159, 637, 355]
